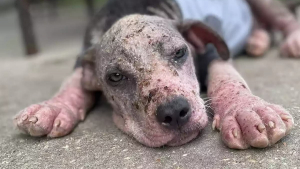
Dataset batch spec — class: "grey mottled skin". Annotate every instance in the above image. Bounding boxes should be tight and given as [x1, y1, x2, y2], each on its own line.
[83, 0, 182, 50]
[74, 0, 183, 68]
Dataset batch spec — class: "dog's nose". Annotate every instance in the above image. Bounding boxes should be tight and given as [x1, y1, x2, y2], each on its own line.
[156, 97, 191, 129]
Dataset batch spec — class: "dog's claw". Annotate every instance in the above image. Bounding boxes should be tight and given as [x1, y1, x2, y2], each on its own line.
[281, 114, 291, 121]
[257, 124, 266, 133]
[268, 121, 275, 128]
[29, 116, 38, 123]
[232, 128, 238, 138]
[54, 119, 61, 128]
[21, 115, 28, 121]
[212, 119, 216, 130]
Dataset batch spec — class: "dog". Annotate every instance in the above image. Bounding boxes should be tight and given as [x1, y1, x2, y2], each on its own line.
[14, 0, 295, 149]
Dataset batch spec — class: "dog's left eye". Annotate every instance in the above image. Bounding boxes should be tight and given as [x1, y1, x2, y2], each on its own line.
[108, 73, 126, 83]
[175, 47, 187, 59]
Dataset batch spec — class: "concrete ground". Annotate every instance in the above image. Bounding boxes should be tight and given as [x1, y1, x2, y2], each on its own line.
[0, 6, 300, 169]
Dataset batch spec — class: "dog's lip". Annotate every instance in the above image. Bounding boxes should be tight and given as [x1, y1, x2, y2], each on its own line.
[137, 129, 200, 147]
[137, 115, 205, 147]
[180, 110, 207, 133]
[166, 114, 206, 146]
[136, 132, 174, 147]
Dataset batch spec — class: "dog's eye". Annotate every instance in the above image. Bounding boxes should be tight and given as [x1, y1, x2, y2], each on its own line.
[108, 73, 125, 83]
[175, 47, 187, 59]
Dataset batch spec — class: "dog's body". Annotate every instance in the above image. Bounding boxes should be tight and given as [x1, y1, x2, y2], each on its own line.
[14, 0, 296, 149]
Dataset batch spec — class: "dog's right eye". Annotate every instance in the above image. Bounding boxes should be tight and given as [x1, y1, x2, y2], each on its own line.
[108, 73, 125, 83]
[107, 73, 128, 86]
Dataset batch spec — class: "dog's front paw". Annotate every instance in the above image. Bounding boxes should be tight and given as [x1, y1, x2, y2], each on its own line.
[212, 96, 294, 149]
[14, 102, 79, 138]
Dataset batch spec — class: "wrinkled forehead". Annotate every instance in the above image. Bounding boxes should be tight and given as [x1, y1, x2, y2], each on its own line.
[96, 15, 184, 75]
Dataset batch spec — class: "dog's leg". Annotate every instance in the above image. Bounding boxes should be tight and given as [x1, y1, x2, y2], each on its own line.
[207, 60, 294, 149]
[14, 67, 95, 137]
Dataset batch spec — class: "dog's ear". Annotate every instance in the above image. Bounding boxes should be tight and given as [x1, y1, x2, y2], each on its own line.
[80, 47, 96, 64]
[176, 20, 230, 60]
[74, 47, 96, 68]
[75, 47, 101, 91]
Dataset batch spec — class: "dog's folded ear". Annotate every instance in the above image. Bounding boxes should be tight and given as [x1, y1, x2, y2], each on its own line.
[74, 47, 96, 68]
[74, 47, 101, 91]
[176, 20, 230, 60]
[80, 47, 96, 64]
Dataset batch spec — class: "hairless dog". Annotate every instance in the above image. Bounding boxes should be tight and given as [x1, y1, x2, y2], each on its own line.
[14, 0, 295, 149]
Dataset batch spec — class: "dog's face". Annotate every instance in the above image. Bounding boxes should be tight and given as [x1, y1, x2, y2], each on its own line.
[91, 15, 227, 147]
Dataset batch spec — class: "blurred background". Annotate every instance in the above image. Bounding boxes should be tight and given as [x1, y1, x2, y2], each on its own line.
[0, 0, 299, 59]
[0, 0, 107, 59]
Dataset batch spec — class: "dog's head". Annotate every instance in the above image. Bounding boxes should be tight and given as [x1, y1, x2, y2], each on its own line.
[83, 14, 229, 147]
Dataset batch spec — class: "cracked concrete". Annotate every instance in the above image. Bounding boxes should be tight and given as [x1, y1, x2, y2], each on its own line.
[0, 5, 300, 169]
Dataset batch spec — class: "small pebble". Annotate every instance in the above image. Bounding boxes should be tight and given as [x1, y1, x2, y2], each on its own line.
[62, 145, 69, 149]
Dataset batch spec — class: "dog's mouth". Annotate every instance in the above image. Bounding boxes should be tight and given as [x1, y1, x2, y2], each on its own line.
[135, 124, 203, 147]
[129, 108, 208, 147]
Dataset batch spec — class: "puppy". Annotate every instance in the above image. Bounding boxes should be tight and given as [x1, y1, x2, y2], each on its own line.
[14, 0, 294, 149]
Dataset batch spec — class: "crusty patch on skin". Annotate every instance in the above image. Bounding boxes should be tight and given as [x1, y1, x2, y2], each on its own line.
[208, 60, 294, 149]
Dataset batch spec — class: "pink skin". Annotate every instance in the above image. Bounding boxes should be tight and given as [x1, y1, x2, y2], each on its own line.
[207, 60, 294, 149]
[14, 68, 95, 137]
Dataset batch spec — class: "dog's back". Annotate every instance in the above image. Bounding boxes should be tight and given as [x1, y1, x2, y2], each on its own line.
[82, 0, 182, 50]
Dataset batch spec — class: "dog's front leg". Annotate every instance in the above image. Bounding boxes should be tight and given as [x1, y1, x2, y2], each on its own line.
[14, 67, 96, 137]
[207, 60, 294, 149]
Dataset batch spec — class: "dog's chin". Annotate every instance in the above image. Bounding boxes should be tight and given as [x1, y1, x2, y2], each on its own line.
[133, 115, 207, 147]
[134, 129, 201, 147]
[166, 130, 200, 146]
